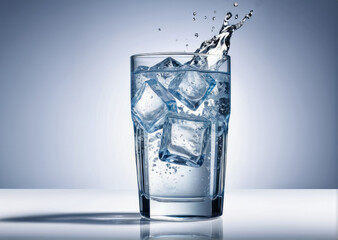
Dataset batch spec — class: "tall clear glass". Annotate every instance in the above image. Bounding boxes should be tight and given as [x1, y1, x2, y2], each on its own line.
[130, 53, 230, 220]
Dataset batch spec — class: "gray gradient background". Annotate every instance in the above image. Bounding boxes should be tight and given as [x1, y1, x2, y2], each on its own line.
[0, 0, 336, 189]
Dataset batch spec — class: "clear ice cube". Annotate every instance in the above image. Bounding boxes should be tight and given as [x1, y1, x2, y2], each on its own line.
[150, 57, 182, 70]
[168, 66, 216, 110]
[135, 65, 149, 72]
[159, 113, 211, 167]
[131, 79, 177, 133]
[150, 57, 182, 89]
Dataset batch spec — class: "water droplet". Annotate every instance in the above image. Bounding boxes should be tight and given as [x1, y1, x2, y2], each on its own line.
[225, 12, 232, 20]
[211, 26, 215, 32]
[193, 17, 196, 21]
[194, 33, 199, 37]
[185, 44, 189, 47]
[193, 12, 197, 16]
[233, 2, 238, 7]
[212, 16, 216, 21]
[204, 16, 207, 19]
[181, 175, 184, 177]
[214, 10, 216, 14]
[175, 39, 178, 42]
[249, 10, 254, 16]
[235, 14, 238, 19]
[158, 28, 161, 31]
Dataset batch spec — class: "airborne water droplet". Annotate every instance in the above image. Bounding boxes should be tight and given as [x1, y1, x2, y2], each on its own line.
[233, 2, 238, 7]
[158, 28, 161, 31]
[185, 44, 189, 47]
[204, 16, 207, 19]
[212, 16, 216, 21]
[214, 10, 216, 14]
[193, 12, 197, 16]
[211, 26, 215, 32]
[193, 17, 196, 21]
[235, 14, 238, 19]
[194, 33, 199, 37]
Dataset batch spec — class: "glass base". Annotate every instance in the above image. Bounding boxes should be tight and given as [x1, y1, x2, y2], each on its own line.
[139, 194, 223, 220]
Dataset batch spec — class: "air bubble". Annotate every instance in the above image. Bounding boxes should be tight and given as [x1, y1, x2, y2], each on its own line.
[155, 132, 161, 138]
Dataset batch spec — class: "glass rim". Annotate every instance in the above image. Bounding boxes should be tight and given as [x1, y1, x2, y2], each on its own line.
[131, 52, 230, 59]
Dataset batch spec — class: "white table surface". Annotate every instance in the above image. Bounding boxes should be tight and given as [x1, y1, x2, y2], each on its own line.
[0, 189, 336, 240]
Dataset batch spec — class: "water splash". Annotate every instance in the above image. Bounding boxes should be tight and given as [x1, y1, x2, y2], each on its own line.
[189, 10, 254, 69]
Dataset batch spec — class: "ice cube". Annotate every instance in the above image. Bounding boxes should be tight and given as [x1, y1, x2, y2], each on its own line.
[168, 66, 216, 110]
[150, 57, 182, 70]
[131, 79, 177, 133]
[135, 65, 149, 72]
[159, 113, 211, 167]
[150, 57, 182, 88]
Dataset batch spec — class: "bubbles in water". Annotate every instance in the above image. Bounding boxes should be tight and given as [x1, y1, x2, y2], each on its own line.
[155, 132, 161, 138]
[193, 12, 197, 16]
[194, 33, 199, 37]
[204, 16, 207, 19]
[233, 2, 238, 7]
[158, 28, 161, 31]
[212, 16, 216, 21]
[235, 14, 238, 19]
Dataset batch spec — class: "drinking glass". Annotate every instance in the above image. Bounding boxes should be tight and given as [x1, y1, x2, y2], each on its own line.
[130, 53, 230, 220]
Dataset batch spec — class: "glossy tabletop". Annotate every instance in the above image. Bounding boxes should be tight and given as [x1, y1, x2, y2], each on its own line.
[0, 189, 336, 240]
